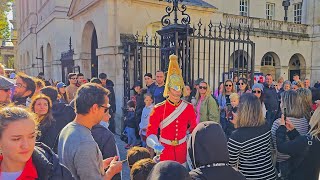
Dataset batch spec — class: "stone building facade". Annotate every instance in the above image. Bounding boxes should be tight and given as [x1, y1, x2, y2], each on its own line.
[16, 0, 320, 131]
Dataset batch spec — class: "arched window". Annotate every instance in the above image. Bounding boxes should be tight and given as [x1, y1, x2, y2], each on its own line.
[261, 54, 275, 66]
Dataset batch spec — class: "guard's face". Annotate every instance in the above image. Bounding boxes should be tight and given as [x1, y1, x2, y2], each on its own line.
[168, 87, 182, 98]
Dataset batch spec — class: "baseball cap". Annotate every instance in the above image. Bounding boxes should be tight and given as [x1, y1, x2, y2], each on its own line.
[56, 82, 67, 89]
[194, 78, 204, 86]
[0, 75, 15, 90]
[131, 81, 142, 90]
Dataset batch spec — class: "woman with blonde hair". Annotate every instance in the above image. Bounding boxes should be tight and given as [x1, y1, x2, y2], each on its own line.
[227, 93, 276, 179]
[195, 81, 219, 123]
[276, 108, 320, 180]
[30, 94, 58, 149]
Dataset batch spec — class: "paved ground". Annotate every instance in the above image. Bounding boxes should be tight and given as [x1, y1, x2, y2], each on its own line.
[114, 135, 130, 180]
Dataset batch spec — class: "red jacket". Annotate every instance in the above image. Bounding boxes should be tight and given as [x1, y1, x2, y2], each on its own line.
[0, 155, 38, 180]
[147, 99, 197, 164]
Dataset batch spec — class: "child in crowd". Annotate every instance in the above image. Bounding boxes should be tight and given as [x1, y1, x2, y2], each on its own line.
[127, 147, 151, 169]
[225, 93, 239, 136]
[130, 158, 156, 180]
[139, 93, 154, 147]
[125, 100, 138, 149]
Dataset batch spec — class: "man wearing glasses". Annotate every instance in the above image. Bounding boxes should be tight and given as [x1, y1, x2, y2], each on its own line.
[0, 75, 15, 106]
[13, 73, 36, 106]
[66, 73, 79, 103]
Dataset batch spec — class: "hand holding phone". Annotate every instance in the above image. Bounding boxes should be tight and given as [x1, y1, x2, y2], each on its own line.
[283, 107, 287, 125]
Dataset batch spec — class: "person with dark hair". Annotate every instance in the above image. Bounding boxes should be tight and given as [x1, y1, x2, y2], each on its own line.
[33, 77, 45, 96]
[182, 84, 196, 105]
[40, 86, 75, 143]
[58, 83, 122, 180]
[131, 158, 156, 180]
[56, 82, 68, 104]
[293, 73, 300, 82]
[153, 70, 166, 104]
[77, 73, 86, 86]
[124, 100, 138, 149]
[91, 77, 102, 84]
[65, 73, 78, 103]
[13, 72, 36, 106]
[252, 83, 266, 118]
[99, 72, 117, 133]
[30, 94, 58, 149]
[144, 73, 156, 95]
[127, 146, 151, 169]
[147, 161, 191, 180]
[264, 74, 280, 127]
[237, 78, 251, 96]
[188, 121, 246, 180]
[228, 93, 276, 179]
[0, 106, 73, 179]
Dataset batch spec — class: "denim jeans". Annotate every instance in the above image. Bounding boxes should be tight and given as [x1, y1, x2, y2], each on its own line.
[126, 127, 137, 145]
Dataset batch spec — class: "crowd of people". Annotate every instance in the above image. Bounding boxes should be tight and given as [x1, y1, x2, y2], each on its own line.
[0, 59, 320, 180]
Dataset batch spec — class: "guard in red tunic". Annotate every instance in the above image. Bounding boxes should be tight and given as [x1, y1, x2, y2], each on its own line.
[146, 55, 197, 165]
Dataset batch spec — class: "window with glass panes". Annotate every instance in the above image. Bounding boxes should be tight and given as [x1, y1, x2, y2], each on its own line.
[261, 55, 275, 66]
[294, 3, 302, 24]
[266, 3, 275, 20]
[240, 0, 249, 16]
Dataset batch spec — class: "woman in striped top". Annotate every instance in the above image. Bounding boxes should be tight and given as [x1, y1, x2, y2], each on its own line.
[228, 93, 276, 180]
[271, 90, 309, 178]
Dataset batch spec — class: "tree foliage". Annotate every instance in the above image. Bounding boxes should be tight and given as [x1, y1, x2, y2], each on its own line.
[0, 0, 13, 40]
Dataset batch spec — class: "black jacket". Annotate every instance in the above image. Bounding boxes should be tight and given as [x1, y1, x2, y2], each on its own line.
[33, 143, 73, 180]
[105, 80, 116, 113]
[188, 122, 246, 180]
[263, 83, 280, 111]
[13, 96, 28, 106]
[91, 124, 121, 180]
[125, 111, 136, 128]
[92, 124, 117, 159]
[37, 115, 60, 150]
[276, 126, 320, 180]
[52, 101, 75, 132]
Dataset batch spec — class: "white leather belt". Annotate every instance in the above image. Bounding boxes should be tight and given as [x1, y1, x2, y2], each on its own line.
[160, 136, 187, 146]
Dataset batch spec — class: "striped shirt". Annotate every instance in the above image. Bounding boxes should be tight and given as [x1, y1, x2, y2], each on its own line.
[228, 124, 276, 180]
[271, 117, 309, 162]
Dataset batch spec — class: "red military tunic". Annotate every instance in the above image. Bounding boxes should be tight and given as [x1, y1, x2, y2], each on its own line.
[146, 99, 197, 164]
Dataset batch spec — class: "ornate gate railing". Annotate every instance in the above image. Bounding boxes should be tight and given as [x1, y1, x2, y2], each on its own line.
[122, 0, 255, 107]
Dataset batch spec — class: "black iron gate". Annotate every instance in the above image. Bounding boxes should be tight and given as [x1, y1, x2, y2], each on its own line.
[122, 1, 255, 105]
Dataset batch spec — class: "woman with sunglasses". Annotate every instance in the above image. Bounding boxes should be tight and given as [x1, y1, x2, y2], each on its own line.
[252, 83, 266, 118]
[218, 80, 236, 131]
[195, 82, 219, 124]
[237, 78, 251, 96]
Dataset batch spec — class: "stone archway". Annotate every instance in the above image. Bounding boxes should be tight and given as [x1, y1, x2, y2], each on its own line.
[81, 21, 98, 78]
[260, 52, 281, 79]
[46, 43, 53, 79]
[229, 50, 250, 78]
[288, 53, 306, 81]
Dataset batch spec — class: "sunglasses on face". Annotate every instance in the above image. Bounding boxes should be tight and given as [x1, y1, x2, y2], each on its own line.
[238, 82, 246, 85]
[199, 86, 207, 90]
[252, 90, 261, 94]
[1, 89, 10, 92]
[225, 84, 232, 87]
[99, 105, 110, 113]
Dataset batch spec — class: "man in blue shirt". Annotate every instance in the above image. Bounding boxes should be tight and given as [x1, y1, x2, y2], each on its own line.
[153, 70, 166, 104]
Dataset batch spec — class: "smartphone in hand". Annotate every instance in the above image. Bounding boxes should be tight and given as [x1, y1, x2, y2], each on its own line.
[283, 107, 287, 125]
